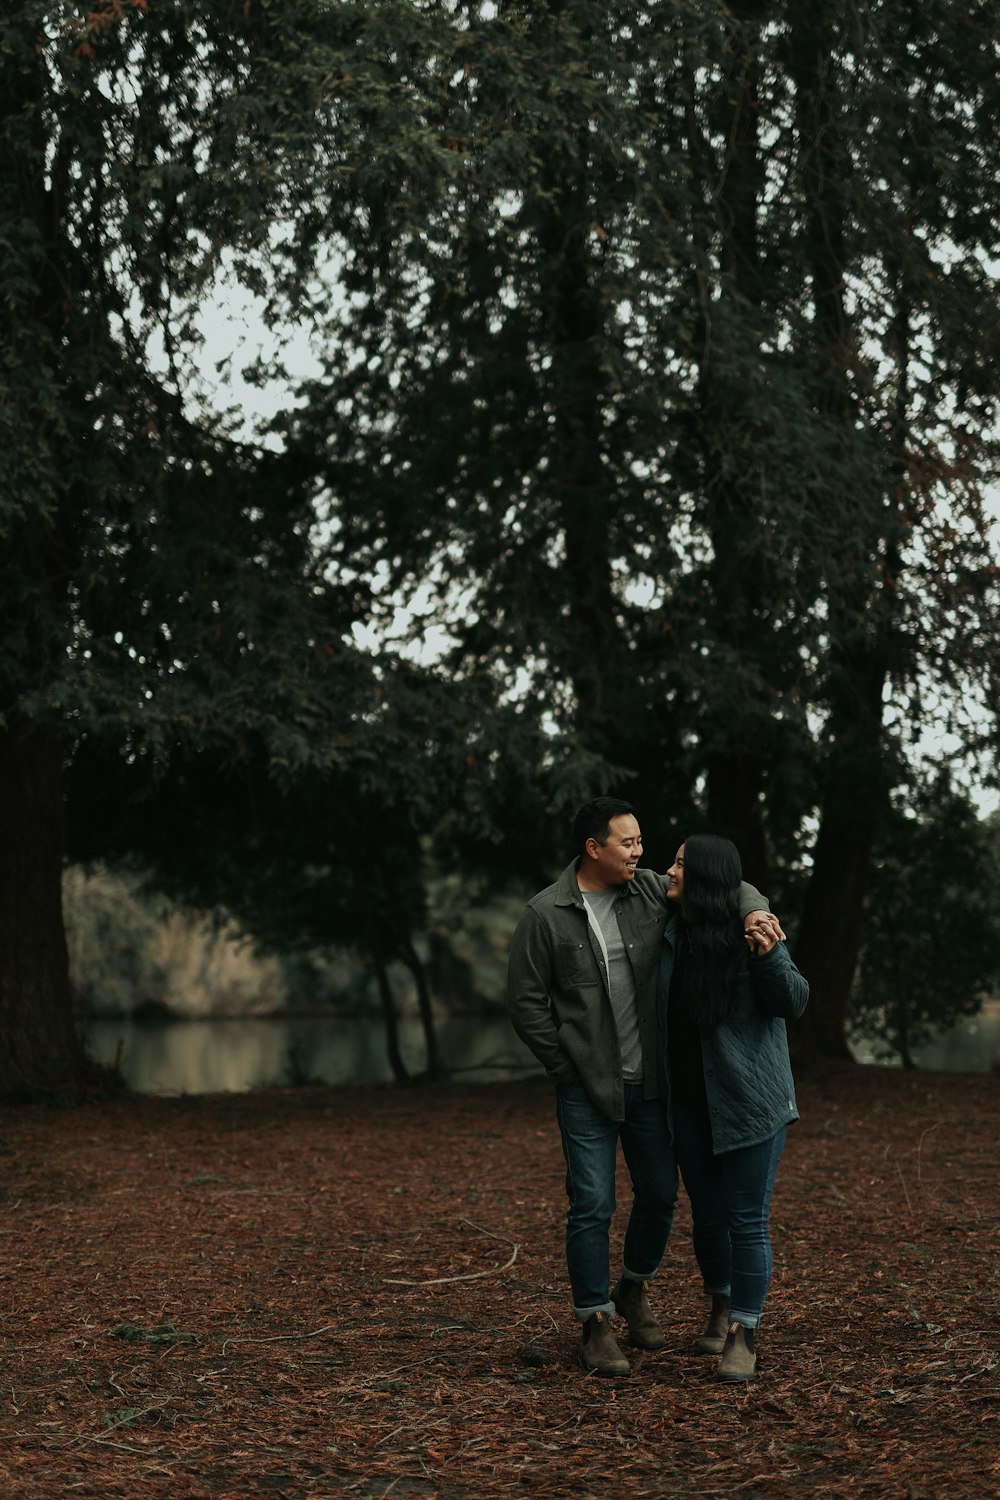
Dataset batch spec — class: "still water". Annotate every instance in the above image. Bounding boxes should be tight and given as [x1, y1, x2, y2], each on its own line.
[84, 1012, 541, 1096]
[83, 1005, 1000, 1097]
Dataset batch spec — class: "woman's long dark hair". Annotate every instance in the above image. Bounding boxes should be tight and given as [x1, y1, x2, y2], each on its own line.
[677, 833, 745, 1023]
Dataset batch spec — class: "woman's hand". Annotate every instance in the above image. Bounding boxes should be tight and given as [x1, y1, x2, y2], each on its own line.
[743, 911, 784, 955]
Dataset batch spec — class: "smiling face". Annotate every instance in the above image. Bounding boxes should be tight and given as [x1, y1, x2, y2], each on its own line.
[578, 813, 643, 892]
[666, 844, 685, 902]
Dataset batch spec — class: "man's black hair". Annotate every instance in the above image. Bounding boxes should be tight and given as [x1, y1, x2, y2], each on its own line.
[572, 798, 637, 857]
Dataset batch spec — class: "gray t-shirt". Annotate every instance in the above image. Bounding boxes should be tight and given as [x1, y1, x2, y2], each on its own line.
[581, 889, 643, 1082]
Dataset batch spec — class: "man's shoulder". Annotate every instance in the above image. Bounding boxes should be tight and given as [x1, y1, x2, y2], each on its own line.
[526, 867, 575, 913]
[524, 879, 561, 913]
[513, 864, 583, 936]
[632, 868, 667, 905]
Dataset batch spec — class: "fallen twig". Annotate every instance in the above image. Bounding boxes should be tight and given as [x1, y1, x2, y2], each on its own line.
[221, 1323, 338, 1354]
[76, 1400, 173, 1445]
[895, 1159, 914, 1220]
[385, 1219, 520, 1286]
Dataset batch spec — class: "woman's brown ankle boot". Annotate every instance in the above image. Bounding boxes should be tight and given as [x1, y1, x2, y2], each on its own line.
[717, 1322, 756, 1382]
[695, 1294, 731, 1354]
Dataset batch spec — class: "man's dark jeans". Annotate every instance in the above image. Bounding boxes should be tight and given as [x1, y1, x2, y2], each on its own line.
[555, 1081, 677, 1319]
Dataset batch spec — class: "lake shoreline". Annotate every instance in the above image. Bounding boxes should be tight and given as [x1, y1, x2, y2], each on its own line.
[81, 997, 1000, 1098]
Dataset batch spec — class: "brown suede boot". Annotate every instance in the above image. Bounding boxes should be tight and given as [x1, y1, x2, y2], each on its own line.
[694, 1293, 731, 1354]
[716, 1322, 757, 1382]
[612, 1277, 666, 1351]
[580, 1311, 631, 1377]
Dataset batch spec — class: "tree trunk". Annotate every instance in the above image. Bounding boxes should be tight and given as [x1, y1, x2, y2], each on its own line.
[541, 179, 620, 748]
[685, 11, 771, 885]
[704, 751, 769, 891]
[344, 849, 409, 1083]
[791, 627, 889, 1063]
[792, 797, 875, 1063]
[894, 960, 916, 1070]
[369, 943, 409, 1085]
[0, 724, 96, 1099]
[399, 936, 442, 1078]
[897, 1005, 916, 1071]
[784, 5, 896, 1062]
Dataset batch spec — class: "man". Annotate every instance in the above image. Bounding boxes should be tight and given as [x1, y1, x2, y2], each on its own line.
[507, 797, 780, 1377]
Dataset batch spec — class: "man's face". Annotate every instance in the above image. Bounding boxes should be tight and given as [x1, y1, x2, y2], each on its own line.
[586, 814, 643, 888]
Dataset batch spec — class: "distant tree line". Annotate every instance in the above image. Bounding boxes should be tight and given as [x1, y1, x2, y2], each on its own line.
[2, 1, 999, 1097]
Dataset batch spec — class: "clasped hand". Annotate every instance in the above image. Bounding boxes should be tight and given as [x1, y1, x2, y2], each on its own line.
[743, 911, 785, 955]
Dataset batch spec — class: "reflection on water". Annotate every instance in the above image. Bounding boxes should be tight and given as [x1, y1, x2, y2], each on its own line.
[84, 1003, 1000, 1098]
[850, 1004, 1000, 1073]
[83, 1012, 542, 1096]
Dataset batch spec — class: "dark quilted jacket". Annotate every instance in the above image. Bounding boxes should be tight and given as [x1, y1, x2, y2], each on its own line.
[657, 917, 809, 1153]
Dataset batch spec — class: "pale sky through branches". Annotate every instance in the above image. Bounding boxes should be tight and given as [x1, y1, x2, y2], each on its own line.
[188, 282, 1000, 817]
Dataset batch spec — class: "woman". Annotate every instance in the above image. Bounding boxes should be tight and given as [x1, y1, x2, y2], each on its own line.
[658, 834, 808, 1382]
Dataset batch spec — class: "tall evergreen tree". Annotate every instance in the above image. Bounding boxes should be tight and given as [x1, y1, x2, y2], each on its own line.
[281, 0, 1000, 1054]
[0, 0, 446, 1096]
[3, 0, 998, 1093]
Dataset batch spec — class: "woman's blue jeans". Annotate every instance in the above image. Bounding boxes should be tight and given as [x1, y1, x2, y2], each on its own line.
[556, 1082, 677, 1321]
[672, 1100, 786, 1329]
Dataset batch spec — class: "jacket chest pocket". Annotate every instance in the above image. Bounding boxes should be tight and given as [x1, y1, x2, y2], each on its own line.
[558, 940, 598, 987]
[622, 916, 664, 974]
[625, 915, 666, 951]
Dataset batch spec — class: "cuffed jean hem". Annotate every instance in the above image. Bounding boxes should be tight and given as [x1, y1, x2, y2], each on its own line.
[574, 1301, 615, 1322]
[703, 1282, 731, 1297]
[729, 1310, 761, 1329]
[622, 1265, 657, 1284]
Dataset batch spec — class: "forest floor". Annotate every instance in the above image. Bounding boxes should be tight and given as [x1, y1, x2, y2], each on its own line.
[0, 1066, 997, 1499]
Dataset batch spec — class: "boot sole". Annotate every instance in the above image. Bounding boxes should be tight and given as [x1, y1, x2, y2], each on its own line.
[580, 1348, 631, 1377]
[626, 1334, 666, 1351]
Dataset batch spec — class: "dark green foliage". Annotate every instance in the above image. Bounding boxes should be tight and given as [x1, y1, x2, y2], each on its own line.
[2, 1, 999, 1091]
[0, 2, 362, 1095]
[269, 0, 1000, 1049]
[852, 791, 1000, 1068]
[279, 1, 1000, 821]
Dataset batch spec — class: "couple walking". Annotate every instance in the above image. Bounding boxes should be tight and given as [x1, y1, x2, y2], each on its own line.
[507, 797, 809, 1382]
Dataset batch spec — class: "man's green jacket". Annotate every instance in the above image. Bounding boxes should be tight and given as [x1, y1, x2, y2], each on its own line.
[507, 860, 768, 1122]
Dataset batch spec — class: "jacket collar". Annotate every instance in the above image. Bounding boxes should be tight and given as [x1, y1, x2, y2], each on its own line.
[554, 858, 637, 908]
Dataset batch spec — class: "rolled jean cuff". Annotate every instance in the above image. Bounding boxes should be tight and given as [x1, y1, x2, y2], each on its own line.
[574, 1301, 615, 1322]
[621, 1265, 657, 1284]
[729, 1310, 761, 1329]
[704, 1283, 731, 1297]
